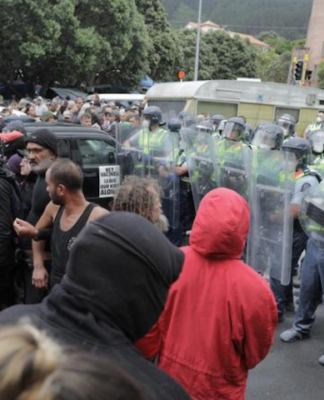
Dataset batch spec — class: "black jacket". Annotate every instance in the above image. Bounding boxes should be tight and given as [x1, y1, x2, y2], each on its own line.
[0, 167, 16, 266]
[0, 213, 191, 400]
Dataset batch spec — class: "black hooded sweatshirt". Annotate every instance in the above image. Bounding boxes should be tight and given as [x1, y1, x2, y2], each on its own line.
[0, 166, 17, 305]
[0, 212, 191, 400]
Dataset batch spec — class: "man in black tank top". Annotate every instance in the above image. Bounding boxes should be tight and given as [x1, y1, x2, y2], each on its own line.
[14, 159, 108, 289]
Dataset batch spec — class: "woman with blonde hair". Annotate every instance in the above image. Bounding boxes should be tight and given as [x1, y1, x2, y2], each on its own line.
[0, 323, 144, 400]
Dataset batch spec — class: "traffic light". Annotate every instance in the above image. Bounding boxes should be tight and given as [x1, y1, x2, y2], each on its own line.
[305, 70, 312, 82]
[294, 61, 304, 81]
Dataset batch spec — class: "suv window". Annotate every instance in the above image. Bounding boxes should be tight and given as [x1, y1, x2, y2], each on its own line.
[57, 139, 71, 158]
[78, 139, 116, 165]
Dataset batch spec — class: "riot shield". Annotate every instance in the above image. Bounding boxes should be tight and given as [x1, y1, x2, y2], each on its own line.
[119, 123, 180, 229]
[115, 123, 141, 178]
[212, 139, 252, 201]
[247, 150, 296, 285]
[181, 126, 216, 210]
[299, 180, 324, 248]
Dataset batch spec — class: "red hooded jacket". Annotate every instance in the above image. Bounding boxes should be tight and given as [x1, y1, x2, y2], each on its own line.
[136, 188, 277, 400]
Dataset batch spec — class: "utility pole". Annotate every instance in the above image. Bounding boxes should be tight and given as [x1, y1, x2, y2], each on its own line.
[194, 0, 203, 81]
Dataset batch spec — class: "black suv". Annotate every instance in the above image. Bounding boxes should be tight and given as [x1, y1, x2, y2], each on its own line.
[24, 123, 131, 208]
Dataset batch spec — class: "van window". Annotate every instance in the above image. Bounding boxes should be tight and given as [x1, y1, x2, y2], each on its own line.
[78, 139, 116, 166]
[147, 100, 186, 116]
[275, 107, 299, 123]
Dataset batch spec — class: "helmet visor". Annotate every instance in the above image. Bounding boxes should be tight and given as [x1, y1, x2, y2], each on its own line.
[223, 122, 244, 140]
[252, 129, 275, 150]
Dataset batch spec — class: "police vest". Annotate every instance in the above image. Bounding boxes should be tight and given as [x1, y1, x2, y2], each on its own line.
[138, 127, 168, 156]
[308, 123, 322, 133]
[291, 167, 322, 184]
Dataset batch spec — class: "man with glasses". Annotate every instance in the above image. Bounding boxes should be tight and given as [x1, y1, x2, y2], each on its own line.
[20, 129, 57, 303]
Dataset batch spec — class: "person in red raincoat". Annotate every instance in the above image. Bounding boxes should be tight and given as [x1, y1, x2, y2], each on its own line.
[136, 188, 277, 400]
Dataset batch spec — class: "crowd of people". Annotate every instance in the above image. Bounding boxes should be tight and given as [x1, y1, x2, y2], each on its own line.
[1, 92, 324, 399]
[0, 93, 143, 136]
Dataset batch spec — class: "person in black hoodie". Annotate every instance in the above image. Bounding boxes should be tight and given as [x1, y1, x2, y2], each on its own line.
[0, 162, 18, 309]
[0, 212, 191, 400]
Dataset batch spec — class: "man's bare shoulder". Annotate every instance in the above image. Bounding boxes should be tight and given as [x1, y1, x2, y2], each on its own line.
[87, 205, 109, 224]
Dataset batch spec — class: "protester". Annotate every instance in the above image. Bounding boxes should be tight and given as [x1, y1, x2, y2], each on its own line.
[14, 159, 108, 288]
[137, 188, 277, 400]
[113, 175, 162, 223]
[0, 160, 19, 309]
[0, 324, 145, 400]
[21, 129, 58, 303]
[0, 212, 190, 400]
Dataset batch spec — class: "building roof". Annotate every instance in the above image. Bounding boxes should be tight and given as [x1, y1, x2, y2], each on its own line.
[185, 21, 270, 49]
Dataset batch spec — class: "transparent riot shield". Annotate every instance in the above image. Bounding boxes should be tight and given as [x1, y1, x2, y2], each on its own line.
[118, 122, 180, 229]
[247, 150, 296, 285]
[181, 126, 216, 210]
[115, 123, 141, 178]
[212, 139, 252, 201]
[299, 180, 324, 248]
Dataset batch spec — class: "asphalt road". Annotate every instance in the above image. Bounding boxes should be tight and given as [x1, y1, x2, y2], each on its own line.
[246, 303, 324, 400]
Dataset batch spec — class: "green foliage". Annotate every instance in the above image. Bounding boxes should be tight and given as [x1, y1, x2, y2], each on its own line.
[135, 0, 182, 81]
[254, 31, 306, 84]
[177, 30, 257, 81]
[257, 51, 291, 83]
[0, 0, 151, 92]
[317, 62, 324, 90]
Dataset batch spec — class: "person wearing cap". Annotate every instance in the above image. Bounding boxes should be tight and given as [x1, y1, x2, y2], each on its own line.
[20, 129, 58, 304]
[41, 111, 56, 124]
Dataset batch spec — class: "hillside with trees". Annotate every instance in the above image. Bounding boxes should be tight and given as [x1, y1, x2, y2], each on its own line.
[163, 0, 312, 40]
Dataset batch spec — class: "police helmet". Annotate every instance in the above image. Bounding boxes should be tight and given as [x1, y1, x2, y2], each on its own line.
[167, 118, 182, 133]
[275, 114, 296, 138]
[307, 130, 324, 155]
[210, 114, 225, 130]
[142, 106, 163, 125]
[223, 117, 246, 141]
[252, 123, 284, 150]
[196, 120, 214, 135]
[282, 137, 311, 169]
[178, 111, 196, 127]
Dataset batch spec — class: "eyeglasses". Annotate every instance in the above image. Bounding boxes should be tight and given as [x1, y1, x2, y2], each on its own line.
[25, 147, 47, 155]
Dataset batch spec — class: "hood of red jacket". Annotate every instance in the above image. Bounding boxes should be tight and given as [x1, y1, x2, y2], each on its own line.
[190, 188, 250, 259]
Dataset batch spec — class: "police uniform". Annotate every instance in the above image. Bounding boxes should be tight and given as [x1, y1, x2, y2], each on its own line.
[270, 168, 320, 319]
[304, 123, 322, 139]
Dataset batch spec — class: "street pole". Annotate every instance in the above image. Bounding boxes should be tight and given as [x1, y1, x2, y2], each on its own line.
[194, 0, 203, 81]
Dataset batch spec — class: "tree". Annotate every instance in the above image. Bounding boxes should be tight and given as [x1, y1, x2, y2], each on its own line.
[317, 62, 324, 90]
[0, 0, 151, 95]
[177, 29, 219, 81]
[75, 0, 150, 89]
[135, 0, 182, 82]
[177, 30, 257, 81]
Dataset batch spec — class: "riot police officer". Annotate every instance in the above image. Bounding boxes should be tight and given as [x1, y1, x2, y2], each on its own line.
[271, 138, 321, 321]
[252, 123, 284, 150]
[275, 114, 296, 141]
[209, 114, 225, 133]
[304, 112, 324, 139]
[308, 129, 324, 176]
[124, 107, 180, 245]
[214, 117, 250, 199]
[167, 118, 195, 243]
[280, 180, 324, 366]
